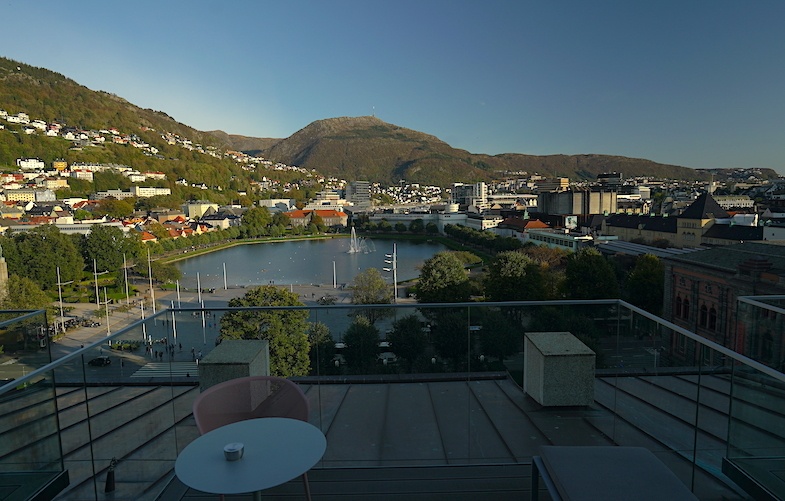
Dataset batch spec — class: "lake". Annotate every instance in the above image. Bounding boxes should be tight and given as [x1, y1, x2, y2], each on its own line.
[175, 237, 448, 289]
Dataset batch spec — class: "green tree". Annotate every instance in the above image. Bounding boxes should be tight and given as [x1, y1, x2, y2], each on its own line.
[409, 219, 425, 233]
[307, 322, 335, 375]
[394, 222, 407, 233]
[5, 225, 83, 290]
[425, 222, 439, 234]
[388, 314, 427, 370]
[151, 221, 175, 241]
[94, 198, 134, 219]
[342, 316, 380, 373]
[240, 206, 272, 238]
[350, 268, 392, 324]
[563, 248, 620, 299]
[271, 212, 290, 228]
[310, 213, 326, 233]
[430, 309, 470, 367]
[220, 285, 310, 376]
[84, 225, 141, 272]
[377, 219, 392, 232]
[416, 252, 471, 303]
[0, 275, 52, 310]
[73, 209, 92, 220]
[477, 310, 520, 363]
[625, 254, 665, 315]
[484, 251, 546, 301]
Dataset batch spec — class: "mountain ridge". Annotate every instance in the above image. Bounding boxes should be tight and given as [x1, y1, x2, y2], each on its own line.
[254, 115, 719, 185]
[2, 56, 778, 187]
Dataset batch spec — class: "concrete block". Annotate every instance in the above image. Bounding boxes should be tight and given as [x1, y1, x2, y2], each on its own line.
[524, 331, 595, 407]
[198, 340, 270, 391]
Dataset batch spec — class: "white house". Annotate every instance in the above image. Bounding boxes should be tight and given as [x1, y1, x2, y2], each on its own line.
[131, 186, 172, 198]
[70, 170, 94, 182]
[17, 158, 45, 170]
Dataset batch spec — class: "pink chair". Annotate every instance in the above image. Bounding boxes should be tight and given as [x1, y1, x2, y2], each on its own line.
[192, 376, 314, 500]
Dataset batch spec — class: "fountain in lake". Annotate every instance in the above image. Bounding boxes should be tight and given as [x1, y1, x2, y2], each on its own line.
[347, 227, 375, 254]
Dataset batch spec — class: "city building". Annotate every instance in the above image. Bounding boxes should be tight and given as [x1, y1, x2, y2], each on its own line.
[131, 186, 172, 198]
[346, 180, 371, 208]
[538, 188, 617, 216]
[16, 158, 45, 171]
[3, 188, 56, 203]
[663, 241, 785, 369]
[182, 200, 220, 219]
[450, 182, 488, 209]
[534, 177, 570, 193]
[526, 228, 595, 252]
[602, 193, 763, 248]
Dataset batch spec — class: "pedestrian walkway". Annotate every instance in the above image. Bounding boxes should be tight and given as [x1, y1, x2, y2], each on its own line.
[130, 362, 199, 378]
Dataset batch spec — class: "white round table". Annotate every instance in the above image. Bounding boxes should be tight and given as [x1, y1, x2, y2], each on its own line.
[175, 417, 327, 497]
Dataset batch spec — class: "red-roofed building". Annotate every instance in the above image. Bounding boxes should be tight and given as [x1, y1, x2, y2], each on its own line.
[496, 217, 551, 241]
[312, 209, 348, 227]
[140, 231, 157, 243]
[283, 209, 311, 227]
[284, 209, 348, 228]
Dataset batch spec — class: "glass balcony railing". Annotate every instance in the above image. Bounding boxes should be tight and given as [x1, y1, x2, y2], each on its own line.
[724, 296, 785, 499]
[0, 309, 68, 500]
[2, 299, 782, 500]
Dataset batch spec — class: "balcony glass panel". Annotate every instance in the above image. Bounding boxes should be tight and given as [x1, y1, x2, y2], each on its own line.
[0, 310, 65, 500]
[4, 299, 778, 500]
[726, 297, 785, 499]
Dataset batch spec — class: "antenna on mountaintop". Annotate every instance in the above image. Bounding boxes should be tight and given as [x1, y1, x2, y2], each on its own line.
[372, 106, 375, 117]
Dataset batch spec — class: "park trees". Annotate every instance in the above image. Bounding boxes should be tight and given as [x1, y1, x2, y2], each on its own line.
[625, 254, 665, 315]
[416, 252, 471, 303]
[409, 219, 424, 233]
[220, 285, 310, 377]
[2, 225, 83, 290]
[0, 275, 51, 310]
[239, 206, 272, 238]
[430, 309, 470, 367]
[388, 314, 427, 370]
[484, 251, 546, 301]
[477, 310, 520, 363]
[563, 247, 619, 300]
[94, 198, 135, 219]
[310, 213, 326, 233]
[350, 268, 392, 324]
[307, 322, 335, 375]
[83, 225, 143, 273]
[271, 212, 290, 229]
[342, 316, 380, 373]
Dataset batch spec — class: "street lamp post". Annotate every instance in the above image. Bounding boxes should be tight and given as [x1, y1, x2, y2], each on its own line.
[383, 243, 398, 303]
[103, 287, 111, 339]
[147, 248, 156, 315]
[55, 266, 73, 334]
[93, 259, 108, 307]
[123, 253, 130, 306]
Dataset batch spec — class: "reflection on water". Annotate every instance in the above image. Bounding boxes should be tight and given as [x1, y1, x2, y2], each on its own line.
[175, 238, 447, 289]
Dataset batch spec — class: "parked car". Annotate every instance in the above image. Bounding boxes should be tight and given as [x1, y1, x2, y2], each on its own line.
[88, 356, 111, 367]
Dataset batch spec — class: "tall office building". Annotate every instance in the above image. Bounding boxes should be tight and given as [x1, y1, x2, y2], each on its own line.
[450, 182, 488, 209]
[347, 181, 372, 208]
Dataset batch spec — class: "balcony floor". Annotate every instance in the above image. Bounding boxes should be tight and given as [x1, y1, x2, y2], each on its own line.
[37, 373, 750, 500]
[163, 463, 533, 500]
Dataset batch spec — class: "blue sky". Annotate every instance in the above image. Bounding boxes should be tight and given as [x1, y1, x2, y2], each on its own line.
[2, 1, 784, 173]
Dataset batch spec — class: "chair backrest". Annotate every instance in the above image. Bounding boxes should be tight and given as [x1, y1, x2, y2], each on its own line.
[192, 376, 309, 434]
